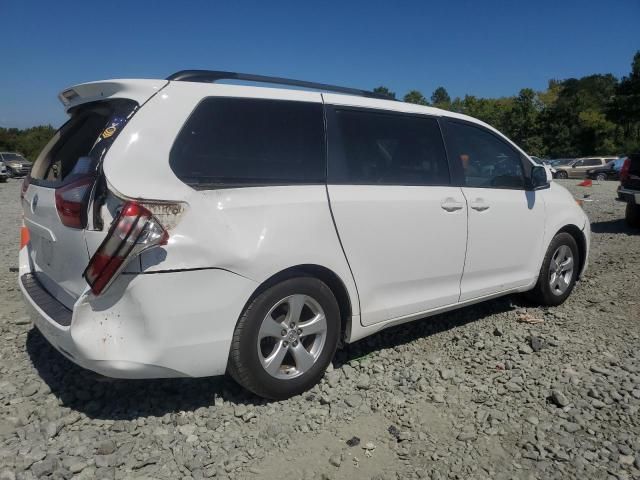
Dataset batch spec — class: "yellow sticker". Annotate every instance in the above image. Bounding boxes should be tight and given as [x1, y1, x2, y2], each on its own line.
[101, 126, 116, 139]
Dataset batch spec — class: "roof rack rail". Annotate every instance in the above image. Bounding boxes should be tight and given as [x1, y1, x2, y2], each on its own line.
[166, 70, 394, 100]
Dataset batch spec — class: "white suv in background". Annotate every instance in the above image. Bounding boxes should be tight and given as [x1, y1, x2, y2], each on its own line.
[19, 71, 590, 399]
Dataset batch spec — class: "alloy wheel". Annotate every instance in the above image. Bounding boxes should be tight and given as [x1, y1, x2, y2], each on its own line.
[257, 294, 327, 379]
[549, 245, 574, 295]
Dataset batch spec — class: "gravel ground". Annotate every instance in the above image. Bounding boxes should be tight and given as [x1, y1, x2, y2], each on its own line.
[0, 178, 639, 480]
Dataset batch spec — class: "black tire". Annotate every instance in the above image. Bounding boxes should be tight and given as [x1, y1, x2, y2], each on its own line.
[555, 170, 568, 179]
[596, 173, 607, 182]
[526, 232, 579, 306]
[228, 276, 340, 399]
[625, 203, 640, 229]
[0, 177, 6, 183]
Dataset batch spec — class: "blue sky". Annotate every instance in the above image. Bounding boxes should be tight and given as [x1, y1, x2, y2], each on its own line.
[2, 0, 638, 128]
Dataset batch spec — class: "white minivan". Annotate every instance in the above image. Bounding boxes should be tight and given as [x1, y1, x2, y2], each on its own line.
[19, 71, 590, 399]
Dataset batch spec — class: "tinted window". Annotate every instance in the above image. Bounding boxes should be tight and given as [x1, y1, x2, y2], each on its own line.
[329, 109, 450, 185]
[170, 98, 325, 188]
[2, 153, 26, 161]
[444, 121, 524, 189]
[583, 159, 602, 166]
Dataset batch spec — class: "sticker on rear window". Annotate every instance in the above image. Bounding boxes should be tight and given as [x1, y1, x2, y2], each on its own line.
[100, 116, 125, 140]
[101, 125, 116, 139]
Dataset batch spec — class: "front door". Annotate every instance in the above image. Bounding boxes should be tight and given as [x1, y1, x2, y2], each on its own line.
[441, 119, 546, 301]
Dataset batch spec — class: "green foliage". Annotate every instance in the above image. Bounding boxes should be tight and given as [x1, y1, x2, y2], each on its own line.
[373, 86, 396, 100]
[430, 87, 451, 108]
[0, 125, 56, 161]
[399, 51, 640, 157]
[403, 90, 429, 105]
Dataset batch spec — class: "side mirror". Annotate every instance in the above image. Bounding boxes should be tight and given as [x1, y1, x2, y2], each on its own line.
[530, 165, 550, 190]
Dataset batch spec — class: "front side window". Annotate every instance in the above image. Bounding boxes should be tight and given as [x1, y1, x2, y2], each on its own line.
[444, 121, 525, 189]
[329, 109, 450, 186]
[170, 97, 325, 188]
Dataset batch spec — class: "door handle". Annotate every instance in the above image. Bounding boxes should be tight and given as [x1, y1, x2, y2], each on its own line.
[441, 198, 464, 212]
[470, 199, 490, 211]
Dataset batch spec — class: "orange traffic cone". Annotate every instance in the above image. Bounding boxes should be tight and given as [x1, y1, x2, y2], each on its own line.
[577, 179, 592, 187]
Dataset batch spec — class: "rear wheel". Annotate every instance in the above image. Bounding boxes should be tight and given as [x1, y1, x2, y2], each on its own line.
[228, 276, 340, 399]
[0, 177, 6, 183]
[526, 232, 579, 306]
[596, 173, 607, 182]
[556, 170, 568, 179]
[626, 203, 640, 228]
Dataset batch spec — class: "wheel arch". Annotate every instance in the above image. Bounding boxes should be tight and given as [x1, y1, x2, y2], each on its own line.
[555, 224, 587, 278]
[240, 264, 354, 346]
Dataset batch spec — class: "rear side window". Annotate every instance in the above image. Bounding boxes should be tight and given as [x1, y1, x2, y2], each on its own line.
[170, 98, 325, 188]
[329, 109, 450, 185]
[583, 159, 602, 166]
[443, 121, 525, 189]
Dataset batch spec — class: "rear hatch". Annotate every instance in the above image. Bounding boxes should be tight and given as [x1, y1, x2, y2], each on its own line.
[621, 154, 640, 191]
[22, 79, 167, 309]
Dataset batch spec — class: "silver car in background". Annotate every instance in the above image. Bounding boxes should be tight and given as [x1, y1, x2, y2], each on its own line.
[0, 160, 8, 183]
[0, 152, 32, 177]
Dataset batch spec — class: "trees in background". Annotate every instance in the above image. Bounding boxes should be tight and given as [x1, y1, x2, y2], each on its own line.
[0, 125, 55, 161]
[2, 51, 639, 161]
[373, 86, 396, 99]
[394, 50, 640, 157]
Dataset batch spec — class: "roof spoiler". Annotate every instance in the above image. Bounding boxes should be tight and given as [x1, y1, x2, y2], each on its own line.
[58, 79, 169, 112]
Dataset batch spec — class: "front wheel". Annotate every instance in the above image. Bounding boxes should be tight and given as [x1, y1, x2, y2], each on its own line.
[526, 233, 579, 306]
[555, 170, 568, 179]
[596, 173, 607, 182]
[626, 203, 640, 228]
[228, 276, 340, 399]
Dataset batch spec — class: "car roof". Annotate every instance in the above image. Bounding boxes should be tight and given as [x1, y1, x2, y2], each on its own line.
[60, 77, 498, 133]
[60, 76, 535, 167]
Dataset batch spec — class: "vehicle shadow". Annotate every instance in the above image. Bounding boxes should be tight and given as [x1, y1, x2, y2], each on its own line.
[26, 295, 518, 420]
[334, 295, 517, 368]
[590, 219, 639, 235]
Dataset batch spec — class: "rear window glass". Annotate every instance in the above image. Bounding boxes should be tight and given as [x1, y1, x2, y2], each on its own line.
[169, 97, 326, 188]
[30, 100, 137, 184]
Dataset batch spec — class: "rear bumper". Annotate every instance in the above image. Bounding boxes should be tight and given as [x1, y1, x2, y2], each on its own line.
[617, 188, 640, 205]
[19, 248, 258, 378]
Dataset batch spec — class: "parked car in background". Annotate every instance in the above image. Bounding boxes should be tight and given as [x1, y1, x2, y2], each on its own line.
[587, 157, 626, 181]
[0, 160, 7, 183]
[617, 153, 640, 227]
[554, 157, 618, 179]
[549, 158, 575, 168]
[0, 152, 32, 177]
[19, 71, 590, 399]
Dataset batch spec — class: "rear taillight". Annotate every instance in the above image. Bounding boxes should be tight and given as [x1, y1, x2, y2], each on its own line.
[55, 175, 95, 229]
[20, 175, 30, 201]
[619, 157, 631, 183]
[84, 201, 168, 295]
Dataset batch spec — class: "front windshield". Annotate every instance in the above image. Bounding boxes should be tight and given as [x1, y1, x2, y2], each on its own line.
[1, 153, 27, 162]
